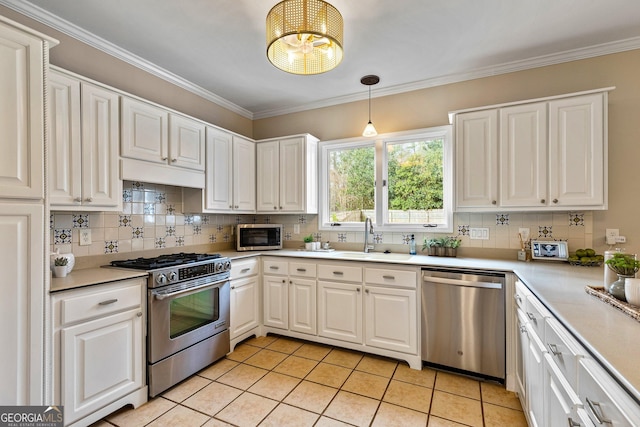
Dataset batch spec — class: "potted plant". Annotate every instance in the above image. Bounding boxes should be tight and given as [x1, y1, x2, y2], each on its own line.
[605, 253, 640, 301]
[444, 236, 462, 257]
[422, 238, 439, 256]
[53, 257, 69, 278]
[303, 234, 314, 251]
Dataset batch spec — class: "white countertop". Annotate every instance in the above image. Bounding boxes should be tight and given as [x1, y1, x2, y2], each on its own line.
[53, 249, 640, 402]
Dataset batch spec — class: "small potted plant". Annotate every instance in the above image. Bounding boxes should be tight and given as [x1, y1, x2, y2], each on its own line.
[53, 257, 69, 278]
[605, 253, 640, 301]
[422, 238, 439, 256]
[444, 236, 462, 257]
[303, 234, 314, 251]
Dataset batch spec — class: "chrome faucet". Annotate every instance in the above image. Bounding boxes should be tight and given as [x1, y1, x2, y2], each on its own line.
[364, 217, 374, 253]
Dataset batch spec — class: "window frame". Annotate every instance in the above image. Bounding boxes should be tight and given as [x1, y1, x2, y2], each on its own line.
[318, 125, 453, 233]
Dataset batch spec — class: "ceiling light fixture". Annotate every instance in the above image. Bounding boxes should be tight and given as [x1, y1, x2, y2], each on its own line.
[266, 0, 344, 75]
[361, 75, 379, 137]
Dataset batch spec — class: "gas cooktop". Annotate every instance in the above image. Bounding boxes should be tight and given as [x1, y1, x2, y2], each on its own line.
[110, 252, 222, 270]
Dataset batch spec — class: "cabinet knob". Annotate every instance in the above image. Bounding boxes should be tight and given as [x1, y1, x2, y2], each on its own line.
[279, 206, 283, 210]
[231, 286, 235, 289]
[85, 197, 93, 202]
[540, 199, 545, 204]
[282, 279, 286, 283]
[357, 287, 361, 293]
[235, 205, 239, 208]
[273, 206, 277, 210]
[491, 200, 497, 205]
[74, 197, 82, 202]
[161, 157, 168, 161]
[137, 312, 142, 317]
[229, 205, 233, 209]
[365, 289, 369, 294]
[552, 199, 558, 204]
[171, 158, 177, 163]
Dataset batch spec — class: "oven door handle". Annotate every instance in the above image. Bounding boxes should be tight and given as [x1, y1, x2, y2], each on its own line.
[152, 281, 223, 300]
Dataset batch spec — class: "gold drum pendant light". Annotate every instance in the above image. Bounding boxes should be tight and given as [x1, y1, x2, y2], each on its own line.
[361, 75, 379, 137]
[266, 0, 344, 75]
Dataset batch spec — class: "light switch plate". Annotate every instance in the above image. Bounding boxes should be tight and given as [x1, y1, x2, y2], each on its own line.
[80, 229, 92, 246]
[294, 224, 300, 234]
[470, 228, 489, 240]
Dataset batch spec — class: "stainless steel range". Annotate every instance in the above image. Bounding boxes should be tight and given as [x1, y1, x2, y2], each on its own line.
[111, 253, 231, 397]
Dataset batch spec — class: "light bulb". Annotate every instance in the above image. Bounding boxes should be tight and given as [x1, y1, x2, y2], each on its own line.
[362, 121, 377, 137]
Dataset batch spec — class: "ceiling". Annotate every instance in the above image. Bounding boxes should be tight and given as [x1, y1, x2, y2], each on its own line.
[4, 0, 640, 119]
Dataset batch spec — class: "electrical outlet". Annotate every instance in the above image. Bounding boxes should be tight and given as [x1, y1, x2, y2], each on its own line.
[79, 229, 92, 246]
[470, 228, 489, 240]
[606, 228, 619, 245]
[294, 224, 300, 234]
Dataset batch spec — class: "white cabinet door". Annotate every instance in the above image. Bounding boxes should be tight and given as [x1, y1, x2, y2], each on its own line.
[515, 310, 528, 410]
[500, 102, 548, 208]
[205, 127, 233, 211]
[455, 110, 498, 209]
[49, 70, 82, 205]
[230, 276, 260, 339]
[256, 140, 280, 212]
[318, 281, 362, 344]
[263, 275, 288, 329]
[525, 322, 546, 427]
[233, 135, 256, 212]
[62, 308, 143, 425]
[543, 353, 583, 427]
[0, 23, 45, 199]
[169, 114, 205, 171]
[120, 96, 169, 165]
[548, 93, 605, 207]
[289, 278, 316, 335]
[364, 285, 417, 354]
[80, 82, 121, 208]
[279, 137, 305, 212]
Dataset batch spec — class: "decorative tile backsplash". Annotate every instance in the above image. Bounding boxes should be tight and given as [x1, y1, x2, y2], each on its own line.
[50, 181, 594, 258]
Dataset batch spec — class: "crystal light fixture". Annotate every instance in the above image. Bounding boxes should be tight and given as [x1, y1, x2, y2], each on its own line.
[361, 75, 379, 137]
[266, 0, 344, 75]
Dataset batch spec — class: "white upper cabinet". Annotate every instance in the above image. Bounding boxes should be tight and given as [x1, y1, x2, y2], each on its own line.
[120, 96, 169, 165]
[452, 88, 610, 211]
[169, 114, 206, 171]
[49, 69, 121, 210]
[256, 134, 319, 213]
[183, 127, 255, 213]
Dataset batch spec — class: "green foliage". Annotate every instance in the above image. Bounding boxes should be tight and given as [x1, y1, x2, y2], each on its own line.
[303, 234, 314, 243]
[329, 146, 375, 213]
[605, 253, 640, 276]
[54, 257, 68, 266]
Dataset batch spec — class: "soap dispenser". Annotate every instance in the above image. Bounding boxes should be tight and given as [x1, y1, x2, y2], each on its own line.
[409, 234, 416, 255]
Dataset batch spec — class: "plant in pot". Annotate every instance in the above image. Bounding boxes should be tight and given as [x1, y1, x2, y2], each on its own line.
[604, 252, 640, 301]
[422, 238, 439, 256]
[303, 234, 314, 251]
[53, 257, 69, 278]
[444, 236, 462, 257]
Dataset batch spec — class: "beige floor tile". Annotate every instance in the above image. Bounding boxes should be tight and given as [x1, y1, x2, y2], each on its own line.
[324, 391, 380, 427]
[248, 371, 301, 400]
[273, 355, 319, 378]
[146, 404, 210, 427]
[217, 363, 269, 390]
[372, 402, 429, 427]
[483, 402, 528, 427]
[393, 364, 436, 388]
[314, 416, 353, 427]
[305, 362, 352, 388]
[244, 349, 289, 370]
[161, 375, 211, 403]
[89, 421, 112, 427]
[259, 403, 319, 427]
[106, 397, 176, 427]
[383, 379, 432, 413]
[182, 381, 242, 416]
[355, 355, 398, 378]
[427, 416, 468, 426]
[244, 335, 278, 348]
[215, 392, 278, 426]
[198, 358, 239, 381]
[226, 343, 261, 362]
[434, 371, 481, 400]
[481, 382, 523, 410]
[265, 337, 304, 354]
[430, 390, 483, 427]
[341, 370, 390, 400]
[283, 380, 339, 414]
[293, 342, 332, 360]
[323, 348, 364, 369]
[202, 418, 235, 427]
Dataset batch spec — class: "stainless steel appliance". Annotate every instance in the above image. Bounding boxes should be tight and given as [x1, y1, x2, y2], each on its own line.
[111, 253, 231, 397]
[421, 268, 505, 381]
[237, 224, 282, 251]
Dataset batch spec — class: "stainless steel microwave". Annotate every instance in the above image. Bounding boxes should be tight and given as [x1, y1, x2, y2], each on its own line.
[237, 224, 282, 251]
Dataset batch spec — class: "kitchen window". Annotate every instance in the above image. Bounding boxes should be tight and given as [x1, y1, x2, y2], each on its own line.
[319, 126, 453, 232]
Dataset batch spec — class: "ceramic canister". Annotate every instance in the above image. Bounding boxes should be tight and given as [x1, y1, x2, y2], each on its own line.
[50, 249, 75, 274]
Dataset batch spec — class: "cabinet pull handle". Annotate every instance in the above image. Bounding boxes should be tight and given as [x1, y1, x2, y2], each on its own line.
[99, 298, 118, 306]
[333, 271, 344, 275]
[161, 157, 168, 161]
[235, 205, 239, 208]
[585, 397, 610, 425]
[137, 312, 142, 317]
[526, 312, 536, 321]
[514, 294, 522, 304]
[541, 199, 546, 204]
[241, 268, 251, 273]
[382, 275, 395, 280]
[171, 158, 177, 163]
[547, 343, 561, 356]
[567, 418, 580, 427]
[553, 199, 558, 204]
[491, 200, 497, 205]
[297, 268, 307, 272]
[519, 325, 527, 334]
[270, 266, 279, 270]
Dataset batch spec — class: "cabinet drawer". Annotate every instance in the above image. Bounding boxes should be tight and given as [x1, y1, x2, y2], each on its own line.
[524, 294, 550, 340]
[514, 280, 530, 309]
[263, 258, 288, 276]
[231, 257, 259, 279]
[318, 263, 363, 283]
[60, 281, 142, 325]
[289, 261, 317, 278]
[365, 268, 417, 288]
[545, 317, 584, 390]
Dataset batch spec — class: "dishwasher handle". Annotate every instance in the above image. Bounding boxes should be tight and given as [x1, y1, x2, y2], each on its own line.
[423, 275, 503, 289]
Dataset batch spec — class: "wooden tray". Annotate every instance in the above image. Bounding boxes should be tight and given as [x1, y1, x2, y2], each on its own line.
[585, 285, 640, 323]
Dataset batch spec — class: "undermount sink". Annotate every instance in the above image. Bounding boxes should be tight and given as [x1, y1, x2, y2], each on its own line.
[333, 252, 414, 261]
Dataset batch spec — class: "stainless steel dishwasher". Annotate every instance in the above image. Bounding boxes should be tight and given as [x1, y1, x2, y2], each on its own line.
[421, 268, 505, 380]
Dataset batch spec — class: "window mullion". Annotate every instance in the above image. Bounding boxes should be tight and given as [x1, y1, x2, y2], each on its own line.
[375, 139, 384, 227]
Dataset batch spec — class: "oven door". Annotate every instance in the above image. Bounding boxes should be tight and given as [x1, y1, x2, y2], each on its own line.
[148, 277, 230, 364]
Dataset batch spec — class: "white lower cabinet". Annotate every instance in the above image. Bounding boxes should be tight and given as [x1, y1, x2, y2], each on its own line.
[289, 277, 316, 335]
[230, 258, 260, 350]
[52, 278, 147, 426]
[317, 280, 363, 344]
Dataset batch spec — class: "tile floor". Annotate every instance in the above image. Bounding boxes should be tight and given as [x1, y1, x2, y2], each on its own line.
[93, 335, 528, 427]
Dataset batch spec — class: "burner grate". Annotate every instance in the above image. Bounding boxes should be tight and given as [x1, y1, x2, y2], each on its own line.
[111, 252, 221, 269]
